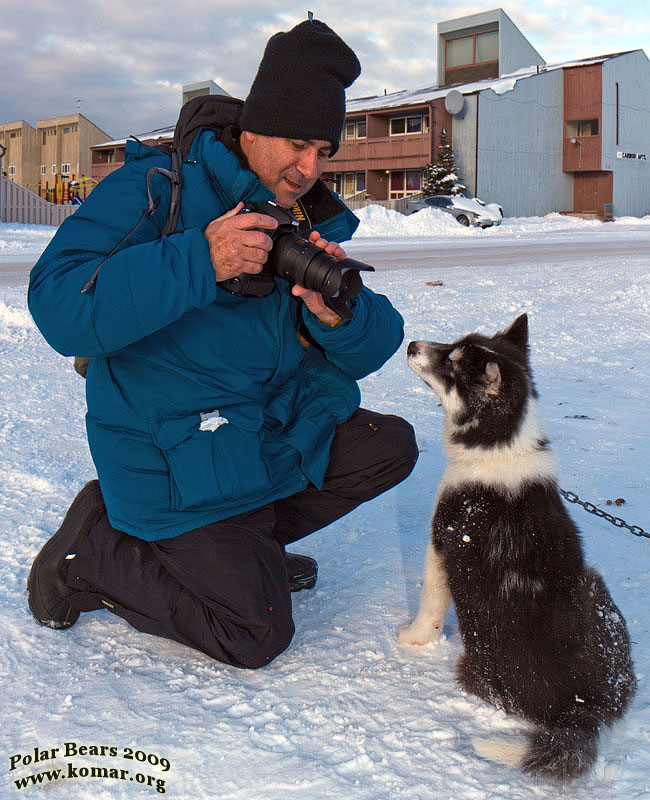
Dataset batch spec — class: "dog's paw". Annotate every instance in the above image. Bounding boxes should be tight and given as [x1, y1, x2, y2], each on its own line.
[396, 621, 441, 646]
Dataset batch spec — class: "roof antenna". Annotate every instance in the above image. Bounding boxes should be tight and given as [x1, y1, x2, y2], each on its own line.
[308, 10, 314, 21]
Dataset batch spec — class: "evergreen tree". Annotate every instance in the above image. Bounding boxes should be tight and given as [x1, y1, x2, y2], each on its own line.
[422, 128, 465, 196]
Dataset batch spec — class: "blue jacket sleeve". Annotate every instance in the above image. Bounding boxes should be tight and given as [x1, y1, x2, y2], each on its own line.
[28, 160, 218, 357]
[302, 286, 404, 380]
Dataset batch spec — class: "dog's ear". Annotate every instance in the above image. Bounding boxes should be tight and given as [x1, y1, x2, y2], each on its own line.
[502, 314, 528, 352]
[482, 361, 502, 395]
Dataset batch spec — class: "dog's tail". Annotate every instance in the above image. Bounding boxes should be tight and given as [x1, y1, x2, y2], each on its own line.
[473, 724, 599, 781]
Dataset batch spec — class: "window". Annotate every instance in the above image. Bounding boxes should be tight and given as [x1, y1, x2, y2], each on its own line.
[52, 164, 57, 174]
[389, 169, 422, 199]
[343, 173, 356, 196]
[61, 163, 71, 175]
[10, 131, 20, 139]
[8, 165, 16, 176]
[63, 126, 72, 134]
[426, 196, 451, 207]
[40, 165, 46, 175]
[446, 36, 474, 68]
[347, 172, 365, 195]
[342, 119, 366, 140]
[330, 172, 365, 197]
[406, 170, 421, 192]
[566, 119, 599, 137]
[446, 29, 498, 69]
[389, 114, 429, 136]
[475, 31, 498, 63]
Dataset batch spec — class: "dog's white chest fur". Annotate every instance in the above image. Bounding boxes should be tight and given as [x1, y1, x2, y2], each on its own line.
[440, 399, 558, 497]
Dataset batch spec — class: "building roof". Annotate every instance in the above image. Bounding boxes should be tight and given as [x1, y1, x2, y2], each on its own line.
[94, 124, 176, 149]
[345, 50, 640, 114]
[92, 49, 644, 147]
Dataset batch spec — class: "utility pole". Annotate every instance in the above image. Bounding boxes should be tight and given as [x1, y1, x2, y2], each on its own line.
[0, 143, 6, 222]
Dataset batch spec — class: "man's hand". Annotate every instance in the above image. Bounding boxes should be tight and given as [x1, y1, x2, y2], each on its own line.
[203, 202, 278, 282]
[291, 231, 347, 326]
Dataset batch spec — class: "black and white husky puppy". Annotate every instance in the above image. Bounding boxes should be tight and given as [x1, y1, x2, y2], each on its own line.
[398, 314, 635, 781]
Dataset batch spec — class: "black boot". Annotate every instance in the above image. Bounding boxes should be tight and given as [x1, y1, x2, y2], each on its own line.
[284, 551, 318, 592]
[27, 480, 105, 629]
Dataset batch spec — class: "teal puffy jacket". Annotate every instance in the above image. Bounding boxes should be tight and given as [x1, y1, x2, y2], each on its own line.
[29, 129, 404, 540]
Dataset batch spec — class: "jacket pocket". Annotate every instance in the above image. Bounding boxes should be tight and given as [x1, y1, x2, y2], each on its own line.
[149, 416, 271, 511]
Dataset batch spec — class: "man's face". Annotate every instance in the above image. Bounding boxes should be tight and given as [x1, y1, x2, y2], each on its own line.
[240, 132, 332, 208]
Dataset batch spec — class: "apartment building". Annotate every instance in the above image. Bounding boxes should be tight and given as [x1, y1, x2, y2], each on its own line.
[38, 114, 109, 187]
[91, 124, 175, 183]
[327, 8, 650, 218]
[0, 113, 110, 198]
[0, 120, 41, 188]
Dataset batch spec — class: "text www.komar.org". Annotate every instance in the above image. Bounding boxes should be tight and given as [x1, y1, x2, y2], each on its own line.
[10, 743, 169, 794]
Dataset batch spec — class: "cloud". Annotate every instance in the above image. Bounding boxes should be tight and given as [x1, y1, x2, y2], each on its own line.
[2, 0, 649, 138]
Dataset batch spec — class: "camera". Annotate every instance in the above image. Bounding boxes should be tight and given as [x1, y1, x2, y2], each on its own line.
[219, 201, 374, 320]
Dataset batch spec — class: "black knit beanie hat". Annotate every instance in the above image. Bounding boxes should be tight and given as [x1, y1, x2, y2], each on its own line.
[240, 18, 361, 155]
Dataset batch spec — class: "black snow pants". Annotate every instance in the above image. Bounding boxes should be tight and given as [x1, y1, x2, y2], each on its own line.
[65, 409, 418, 669]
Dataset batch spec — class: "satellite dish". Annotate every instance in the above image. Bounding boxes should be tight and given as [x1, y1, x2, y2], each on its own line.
[444, 90, 465, 116]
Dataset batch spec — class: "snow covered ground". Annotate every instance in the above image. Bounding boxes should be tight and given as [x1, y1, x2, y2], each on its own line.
[1, 209, 649, 799]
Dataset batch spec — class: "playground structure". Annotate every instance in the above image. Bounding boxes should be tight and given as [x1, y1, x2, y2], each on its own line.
[37, 173, 97, 205]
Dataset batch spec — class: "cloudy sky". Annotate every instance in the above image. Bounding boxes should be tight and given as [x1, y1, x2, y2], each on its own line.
[2, 0, 649, 140]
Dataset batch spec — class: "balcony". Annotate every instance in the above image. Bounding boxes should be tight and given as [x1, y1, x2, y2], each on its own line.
[332, 132, 433, 172]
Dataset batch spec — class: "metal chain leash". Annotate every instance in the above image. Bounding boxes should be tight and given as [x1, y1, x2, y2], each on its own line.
[560, 489, 650, 540]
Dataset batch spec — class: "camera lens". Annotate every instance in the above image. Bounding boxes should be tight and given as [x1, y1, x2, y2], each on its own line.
[219, 202, 374, 318]
[269, 234, 372, 320]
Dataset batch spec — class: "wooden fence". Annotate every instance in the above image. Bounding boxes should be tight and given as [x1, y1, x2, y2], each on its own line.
[344, 191, 423, 215]
[1, 175, 77, 226]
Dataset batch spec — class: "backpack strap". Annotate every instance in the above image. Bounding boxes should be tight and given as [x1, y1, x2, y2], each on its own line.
[160, 150, 183, 236]
[81, 96, 245, 292]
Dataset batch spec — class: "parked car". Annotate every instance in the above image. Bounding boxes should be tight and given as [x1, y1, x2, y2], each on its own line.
[406, 194, 503, 227]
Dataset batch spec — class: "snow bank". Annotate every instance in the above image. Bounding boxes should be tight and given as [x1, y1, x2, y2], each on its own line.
[1, 221, 648, 799]
[0, 222, 58, 256]
[352, 204, 650, 238]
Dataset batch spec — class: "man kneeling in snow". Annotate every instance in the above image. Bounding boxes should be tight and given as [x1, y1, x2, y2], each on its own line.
[26, 18, 417, 668]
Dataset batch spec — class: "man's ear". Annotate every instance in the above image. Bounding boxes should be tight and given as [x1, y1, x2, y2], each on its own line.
[239, 130, 255, 157]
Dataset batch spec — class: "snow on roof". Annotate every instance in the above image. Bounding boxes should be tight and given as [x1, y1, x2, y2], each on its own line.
[345, 50, 639, 113]
[94, 125, 175, 149]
